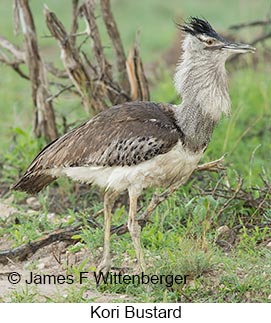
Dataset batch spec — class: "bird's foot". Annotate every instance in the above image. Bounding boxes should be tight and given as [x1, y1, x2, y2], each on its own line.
[96, 259, 111, 276]
[95, 260, 111, 287]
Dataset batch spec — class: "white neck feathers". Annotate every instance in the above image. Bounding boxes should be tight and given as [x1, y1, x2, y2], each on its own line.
[174, 35, 231, 121]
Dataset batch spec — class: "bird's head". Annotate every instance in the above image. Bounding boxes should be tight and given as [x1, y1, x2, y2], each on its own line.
[178, 17, 255, 62]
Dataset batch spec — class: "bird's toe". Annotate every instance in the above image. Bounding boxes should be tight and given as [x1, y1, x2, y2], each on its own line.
[97, 259, 111, 276]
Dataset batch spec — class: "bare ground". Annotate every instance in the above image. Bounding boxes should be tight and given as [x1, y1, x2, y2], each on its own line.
[0, 197, 132, 302]
[0, 239, 133, 302]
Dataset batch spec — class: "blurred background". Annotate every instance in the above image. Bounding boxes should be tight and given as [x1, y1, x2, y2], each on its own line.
[0, 0, 270, 149]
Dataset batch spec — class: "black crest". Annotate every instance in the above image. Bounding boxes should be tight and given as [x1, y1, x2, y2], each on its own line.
[177, 17, 217, 38]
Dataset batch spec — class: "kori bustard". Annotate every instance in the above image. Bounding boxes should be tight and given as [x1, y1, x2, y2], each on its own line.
[13, 17, 255, 273]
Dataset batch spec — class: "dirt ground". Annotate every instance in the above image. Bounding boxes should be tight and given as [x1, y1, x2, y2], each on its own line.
[0, 239, 132, 302]
[0, 199, 132, 302]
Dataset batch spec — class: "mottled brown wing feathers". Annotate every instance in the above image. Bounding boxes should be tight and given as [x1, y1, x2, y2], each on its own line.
[13, 102, 184, 192]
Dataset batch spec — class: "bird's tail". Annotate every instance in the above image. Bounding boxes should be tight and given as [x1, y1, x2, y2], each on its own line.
[11, 172, 55, 194]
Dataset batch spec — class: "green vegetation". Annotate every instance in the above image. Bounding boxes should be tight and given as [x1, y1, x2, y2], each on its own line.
[0, 1, 270, 303]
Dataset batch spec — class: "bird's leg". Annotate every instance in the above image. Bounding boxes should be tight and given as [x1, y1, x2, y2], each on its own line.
[97, 190, 117, 275]
[127, 189, 146, 272]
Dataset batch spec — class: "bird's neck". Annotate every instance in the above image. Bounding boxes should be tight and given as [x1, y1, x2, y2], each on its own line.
[173, 52, 231, 152]
[174, 53, 231, 122]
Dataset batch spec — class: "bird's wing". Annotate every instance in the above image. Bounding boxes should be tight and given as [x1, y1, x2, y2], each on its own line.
[24, 102, 184, 173]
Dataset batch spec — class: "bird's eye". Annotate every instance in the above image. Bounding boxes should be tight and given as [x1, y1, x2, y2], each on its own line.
[206, 39, 214, 46]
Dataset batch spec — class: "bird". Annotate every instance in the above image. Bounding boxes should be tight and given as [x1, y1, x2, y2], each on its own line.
[12, 17, 255, 274]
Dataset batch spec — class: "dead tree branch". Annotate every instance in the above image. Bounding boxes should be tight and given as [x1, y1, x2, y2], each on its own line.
[250, 32, 271, 46]
[0, 34, 29, 79]
[70, 0, 80, 47]
[230, 19, 271, 30]
[0, 34, 25, 62]
[197, 175, 271, 216]
[80, 0, 128, 105]
[0, 213, 104, 264]
[0, 224, 81, 265]
[0, 52, 29, 79]
[229, 18, 271, 64]
[44, 5, 96, 113]
[126, 34, 150, 101]
[14, 0, 58, 141]
[45, 62, 69, 79]
[100, 0, 130, 93]
[47, 84, 75, 103]
[1, 0, 149, 138]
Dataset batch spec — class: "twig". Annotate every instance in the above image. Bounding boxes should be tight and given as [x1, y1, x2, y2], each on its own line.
[233, 222, 271, 231]
[250, 32, 271, 46]
[229, 32, 271, 63]
[0, 53, 29, 79]
[230, 19, 271, 30]
[216, 176, 243, 218]
[45, 62, 68, 79]
[49, 82, 80, 96]
[46, 84, 75, 102]
[251, 183, 271, 218]
[0, 34, 25, 62]
[198, 176, 270, 214]
[0, 35, 28, 79]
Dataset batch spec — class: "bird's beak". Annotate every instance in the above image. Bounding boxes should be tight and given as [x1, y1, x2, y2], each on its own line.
[222, 42, 256, 54]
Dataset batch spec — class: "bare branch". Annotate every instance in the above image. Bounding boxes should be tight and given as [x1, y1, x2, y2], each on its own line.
[126, 34, 150, 101]
[12, 0, 20, 35]
[0, 224, 82, 264]
[46, 84, 75, 103]
[230, 19, 271, 30]
[0, 34, 25, 62]
[198, 175, 271, 214]
[0, 52, 29, 79]
[250, 32, 271, 46]
[228, 19, 271, 64]
[80, 0, 110, 76]
[0, 34, 28, 79]
[45, 62, 69, 79]
[100, 0, 130, 93]
[80, 0, 128, 105]
[70, 0, 80, 47]
[0, 210, 103, 264]
[80, 1, 113, 106]
[216, 176, 243, 218]
[44, 5, 99, 113]
[14, 0, 58, 141]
